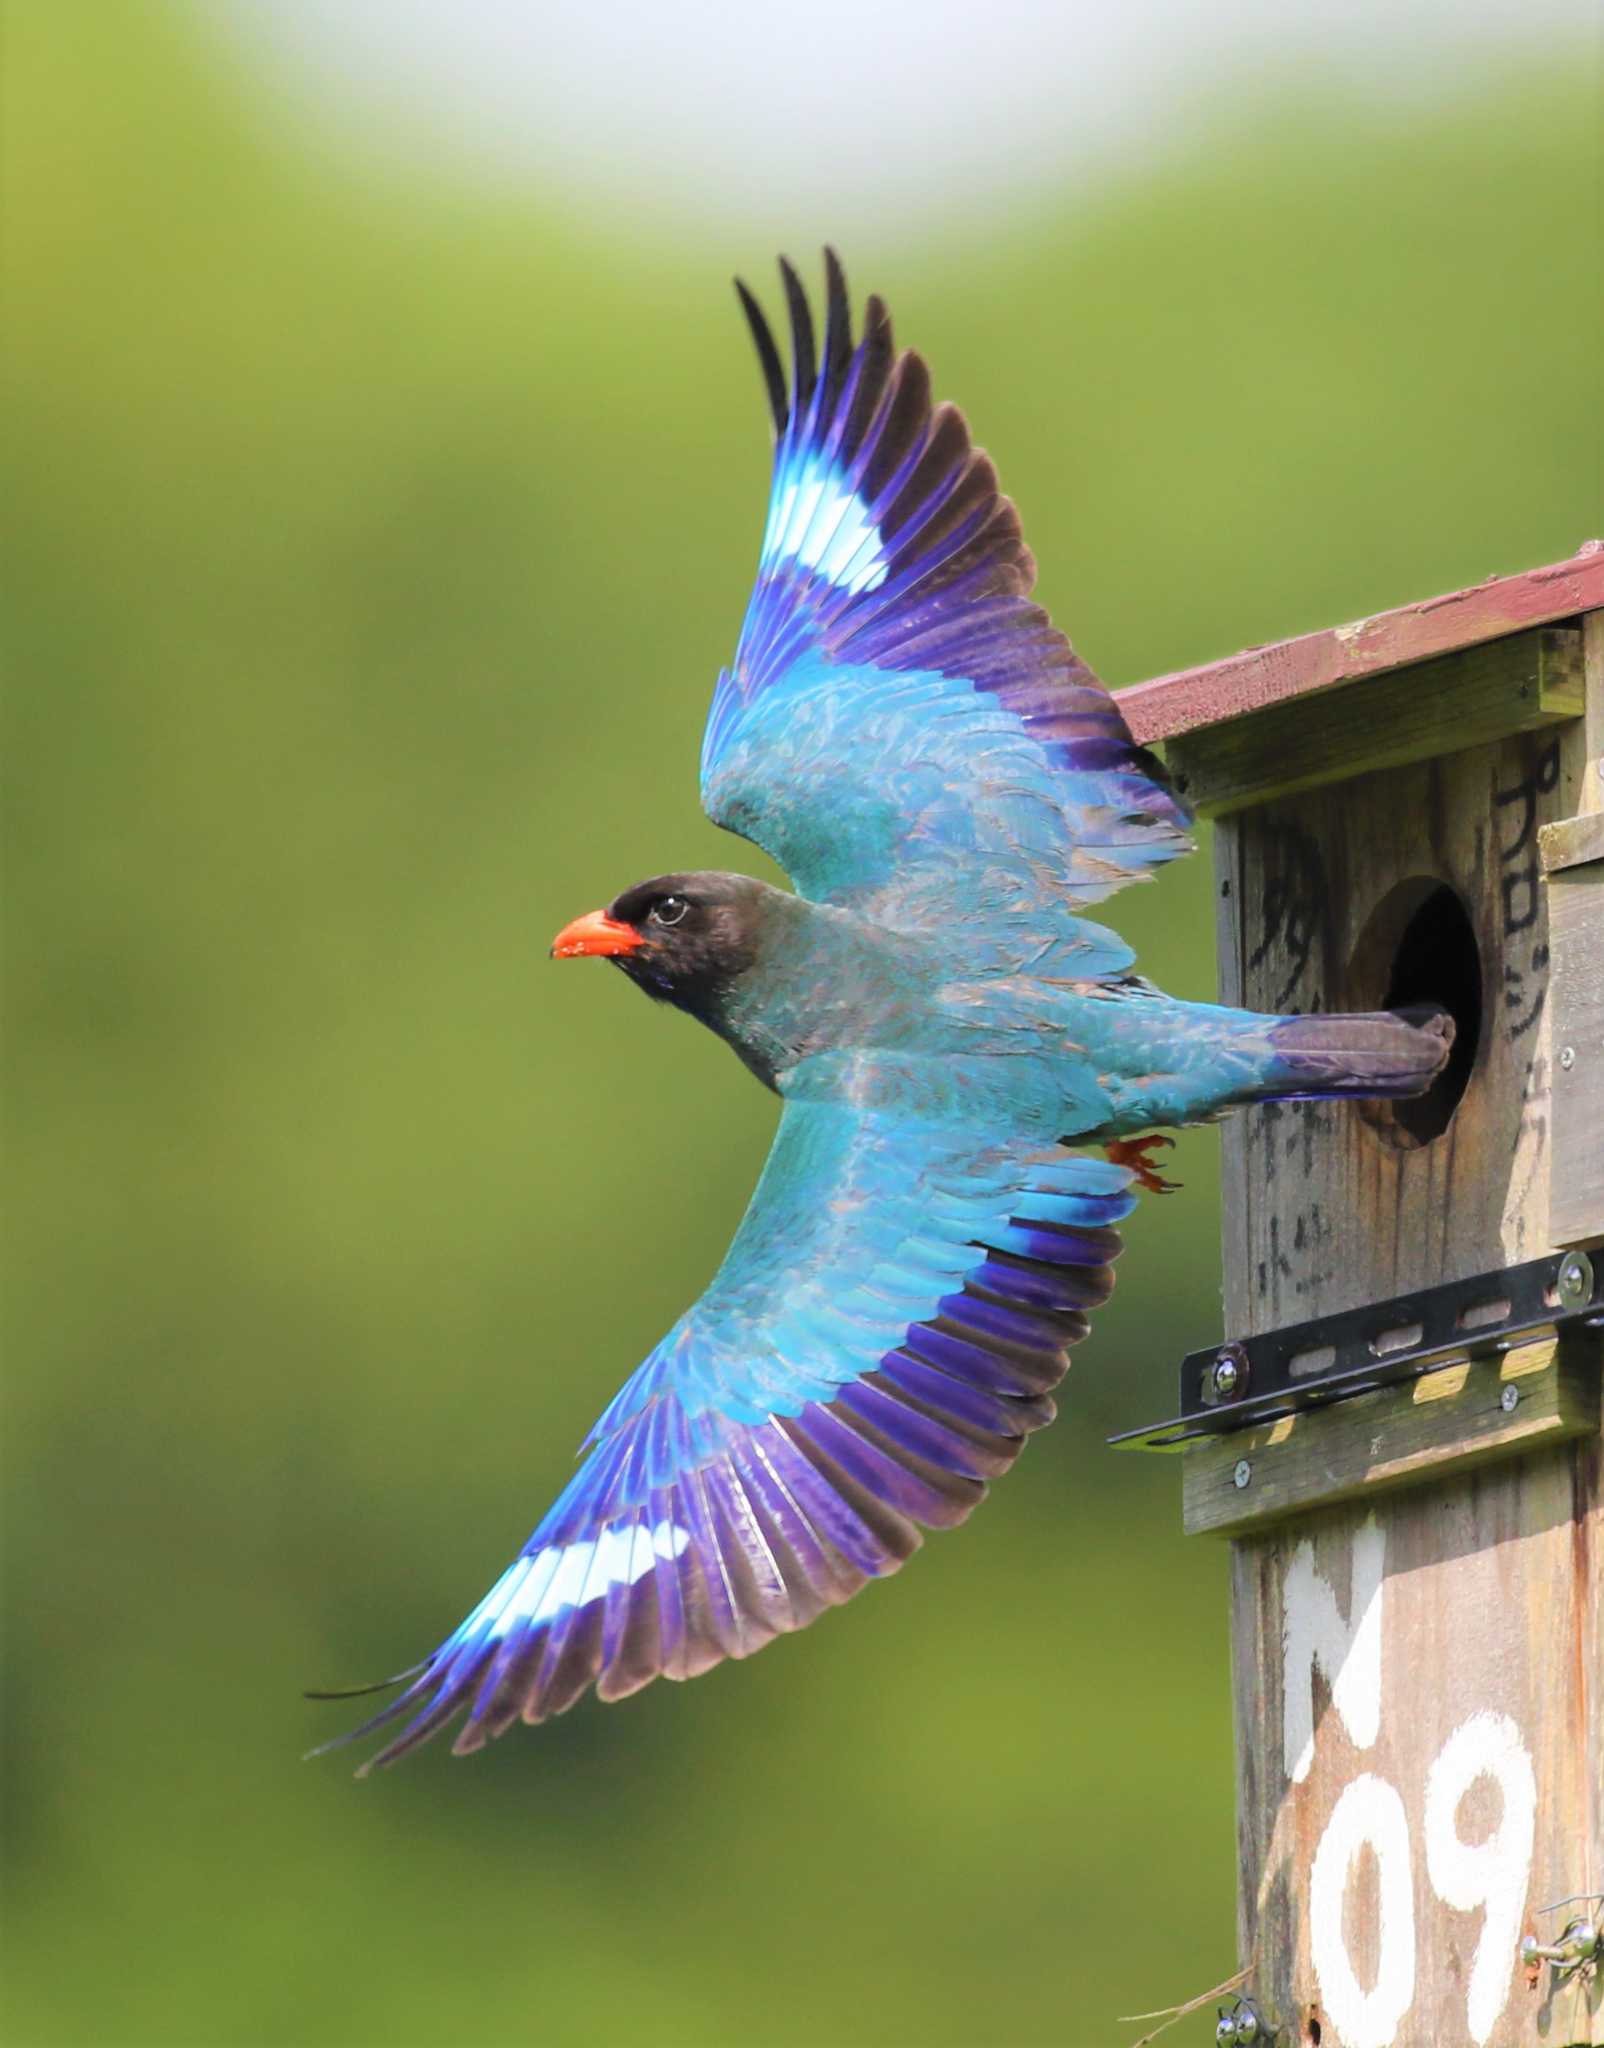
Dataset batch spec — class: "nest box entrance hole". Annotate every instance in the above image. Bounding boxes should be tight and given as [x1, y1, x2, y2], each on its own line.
[1346, 879, 1482, 1147]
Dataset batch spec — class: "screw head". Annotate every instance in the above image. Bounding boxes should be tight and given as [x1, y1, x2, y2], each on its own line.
[1235, 2010, 1260, 2044]
[1209, 1344, 1249, 1403]
[1233, 1459, 1253, 1490]
[1560, 1044, 1576, 1071]
[1216, 2017, 1239, 2045]
[1557, 1251, 1595, 1308]
[1500, 1384, 1520, 1413]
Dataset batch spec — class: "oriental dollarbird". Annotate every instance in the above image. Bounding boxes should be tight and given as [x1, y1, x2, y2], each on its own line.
[316, 253, 1451, 1770]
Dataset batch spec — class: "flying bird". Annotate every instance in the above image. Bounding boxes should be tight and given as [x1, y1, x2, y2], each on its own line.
[316, 253, 1450, 1770]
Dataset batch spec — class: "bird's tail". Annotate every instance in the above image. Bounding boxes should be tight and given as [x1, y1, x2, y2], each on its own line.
[1250, 1004, 1455, 1103]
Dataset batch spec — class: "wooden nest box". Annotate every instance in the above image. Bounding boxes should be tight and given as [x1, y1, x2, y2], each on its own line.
[1117, 544, 1604, 2048]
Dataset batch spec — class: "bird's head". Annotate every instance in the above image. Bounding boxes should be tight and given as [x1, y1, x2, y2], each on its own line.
[550, 870, 777, 1014]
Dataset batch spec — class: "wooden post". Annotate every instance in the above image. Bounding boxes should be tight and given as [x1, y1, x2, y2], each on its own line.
[1120, 546, 1604, 2048]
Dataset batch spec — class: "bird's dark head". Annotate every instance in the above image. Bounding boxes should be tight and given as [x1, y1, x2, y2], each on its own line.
[550, 871, 778, 1016]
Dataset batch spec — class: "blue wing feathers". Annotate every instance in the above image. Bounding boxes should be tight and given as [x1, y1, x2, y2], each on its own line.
[702, 253, 1190, 925]
[325, 1117, 1135, 1769]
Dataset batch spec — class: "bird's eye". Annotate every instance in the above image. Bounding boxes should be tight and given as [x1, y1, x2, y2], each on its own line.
[651, 895, 689, 928]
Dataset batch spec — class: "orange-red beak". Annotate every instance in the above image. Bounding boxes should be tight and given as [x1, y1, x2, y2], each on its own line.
[550, 909, 644, 960]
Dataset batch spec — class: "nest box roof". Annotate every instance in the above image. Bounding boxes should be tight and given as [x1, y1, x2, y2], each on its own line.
[1116, 541, 1602, 818]
[1119, 540, 1604, 746]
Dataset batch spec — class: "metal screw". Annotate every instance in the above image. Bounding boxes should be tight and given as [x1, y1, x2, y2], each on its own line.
[1560, 1044, 1576, 1071]
[1521, 1917, 1603, 1973]
[1500, 1384, 1520, 1413]
[1209, 1343, 1249, 1403]
[1557, 1250, 1595, 1308]
[1214, 1997, 1268, 2044]
[1234, 1459, 1253, 1490]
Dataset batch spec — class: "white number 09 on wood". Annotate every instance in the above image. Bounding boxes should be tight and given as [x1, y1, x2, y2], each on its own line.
[1285, 1517, 1538, 2048]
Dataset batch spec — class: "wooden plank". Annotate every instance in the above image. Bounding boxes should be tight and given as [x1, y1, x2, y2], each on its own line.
[1550, 864, 1604, 1245]
[1549, 611, 1604, 1249]
[1542, 812, 1604, 874]
[1118, 539, 1604, 744]
[1183, 1335, 1600, 1538]
[1586, 1385, 1604, 2048]
[1230, 1426, 1603, 2047]
[1215, 722, 1586, 1337]
[1585, 607, 1604, 817]
[1162, 627, 1582, 819]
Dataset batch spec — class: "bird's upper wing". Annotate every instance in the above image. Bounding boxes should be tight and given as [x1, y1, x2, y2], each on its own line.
[700, 252, 1192, 977]
[328, 1079, 1135, 1769]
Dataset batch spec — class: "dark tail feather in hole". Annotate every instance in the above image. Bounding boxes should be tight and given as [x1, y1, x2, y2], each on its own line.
[1257, 1005, 1455, 1102]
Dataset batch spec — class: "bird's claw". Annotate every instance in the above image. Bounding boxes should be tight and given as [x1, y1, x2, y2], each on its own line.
[1104, 1133, 1180, 1194]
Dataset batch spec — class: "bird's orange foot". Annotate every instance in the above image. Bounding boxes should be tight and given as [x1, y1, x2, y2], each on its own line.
[1104, 1133, 1181, 1194]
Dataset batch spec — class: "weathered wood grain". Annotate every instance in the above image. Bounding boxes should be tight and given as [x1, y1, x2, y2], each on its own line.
[1548, 611, 1604, 1247]
[1231, 1424, 1603, 2047]
[1203, 607, 1602, 2044]
[1583, 608, 1604, 817]
[1183, 1336, 1600, 1538]
[1586, 1364, 1604, 2048]
[1214, 718, 1586, 1331]
[1547, 862, 1604, 1246]
[1119, 540, 1604, 744]
[1541, 813, 1604, 874]
[1163, 627, 1582, 818]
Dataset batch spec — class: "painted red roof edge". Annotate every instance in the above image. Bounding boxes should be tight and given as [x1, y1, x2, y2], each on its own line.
[1117, 540, 1604, 745]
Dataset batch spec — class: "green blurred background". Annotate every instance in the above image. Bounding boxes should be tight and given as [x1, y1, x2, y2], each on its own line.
[4, 5, 1599, 2043]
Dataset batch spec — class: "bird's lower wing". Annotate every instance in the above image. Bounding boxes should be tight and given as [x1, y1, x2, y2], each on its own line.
[319, 1096, 1135, 1770]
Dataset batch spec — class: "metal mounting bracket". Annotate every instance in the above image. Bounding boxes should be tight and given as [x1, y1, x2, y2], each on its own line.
[1110, 1248, 1602, 1452]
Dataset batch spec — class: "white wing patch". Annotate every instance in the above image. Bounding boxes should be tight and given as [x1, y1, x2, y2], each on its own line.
[472, 1521, 692, 1641]
[764, 455, 888, 594]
